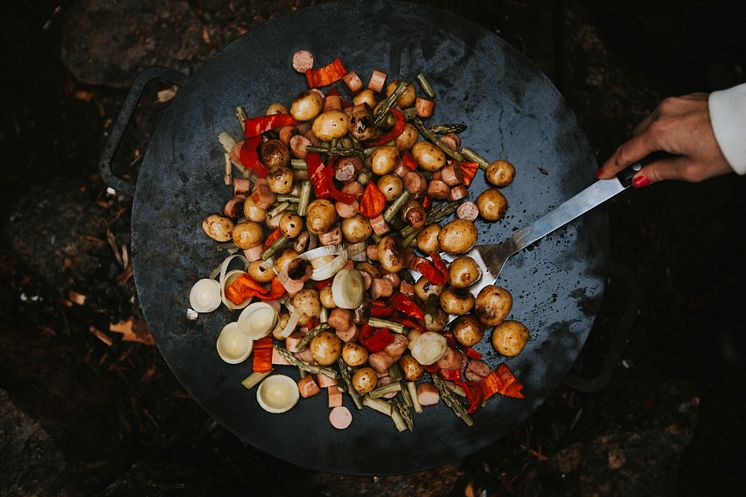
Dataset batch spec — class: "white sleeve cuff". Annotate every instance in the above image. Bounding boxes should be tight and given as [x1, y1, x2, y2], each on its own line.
[709, 83, 746, 175]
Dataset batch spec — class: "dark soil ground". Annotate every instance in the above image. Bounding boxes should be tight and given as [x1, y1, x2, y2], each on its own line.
[1, 1, 745, 496]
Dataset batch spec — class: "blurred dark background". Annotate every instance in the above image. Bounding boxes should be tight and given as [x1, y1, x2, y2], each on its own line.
[1, 1, 745, 496]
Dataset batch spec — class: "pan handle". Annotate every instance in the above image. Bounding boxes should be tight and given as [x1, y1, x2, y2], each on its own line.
[562, 263, 641, 392]
[98, 67, 189, 196]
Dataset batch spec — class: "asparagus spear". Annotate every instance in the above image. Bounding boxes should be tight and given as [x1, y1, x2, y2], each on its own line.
[273, 346, 338, 379]
[297, 323, 330, 350]
[337, 358, 363, 410]
[369, 381, 402, 399]
[392, 396, 414, 431]
[433, 375, 474, 427]
[374, 80, 408, 126]
[412, 118, 464, 162]
[430, 123, 468, 134]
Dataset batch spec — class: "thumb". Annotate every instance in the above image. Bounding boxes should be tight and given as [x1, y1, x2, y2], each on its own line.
[631, 157, 691, 188]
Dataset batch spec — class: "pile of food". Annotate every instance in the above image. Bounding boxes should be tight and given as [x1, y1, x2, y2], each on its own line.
[189, 52, 528, 431]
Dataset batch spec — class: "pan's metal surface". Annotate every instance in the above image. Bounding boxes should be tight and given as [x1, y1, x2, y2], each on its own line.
[130, 0, 606, 474]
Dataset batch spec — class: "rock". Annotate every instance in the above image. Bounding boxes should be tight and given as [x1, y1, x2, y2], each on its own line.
[6, 178, 110, 289]
[0, 389, 67, 497]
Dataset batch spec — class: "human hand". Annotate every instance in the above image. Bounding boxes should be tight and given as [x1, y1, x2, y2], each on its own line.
[596, 93, 734, 187]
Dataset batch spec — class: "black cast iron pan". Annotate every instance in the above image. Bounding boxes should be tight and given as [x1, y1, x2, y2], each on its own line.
[99, 0, 607, 474]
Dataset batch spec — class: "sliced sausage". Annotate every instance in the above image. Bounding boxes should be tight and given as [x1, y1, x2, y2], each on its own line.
[343, 71, 363, 93]
[279, 125, 298, 145]
[285, 332, 305, 353]
[359, 269, 373, 290]
[292, 49, 314, 73]
[317, 373, 338, 388]
[233, 178, 250, 195]
[370, 278, 394, 300]
[383, 334, 408, 360]
[224, 195, 246, 218]
[377, 376, 399, 399]
[368, 351, 396, 374]
[319, 224, 342, 246]
[440, 133, 461, 152]
[324, 95, 342, 112]
[271, 347, 291, 365]
[394, 161, 410, 178]
[251, 184, 276, 209]
[427, 180, 451, 200]
[383, 272, 400, 288]
[368, 70, 387, 93]
[328, 308, 352, 332]
[336, 199, 359, 219]
[298, 375, 320, 398]
[341, 180, 364, 196]
[436, 347, 465, 371]
[441, 164, 464, 186]
[456, 200, 479, 221]
[416, 97, 435, 118]
[242, 243, 264, 262]
[399, 280, 415, 297]
[303, 128, 322, 147]
[406, 206, 427, 229]
[327, 385, 343, 408]
[369, 215, 390, 236]
[404, 171, 427, 195]
[417, 382, 440, 406]
[366, 244, 379, 261]
[352, 300, 370, 325]
[336, 323, 358, 343]
[450, 185, 468, 202]
[334, 159, 357, 182]
[329, 405, 353, 429]
[295, 347, 315, 363]
[464, 359, 491, 382]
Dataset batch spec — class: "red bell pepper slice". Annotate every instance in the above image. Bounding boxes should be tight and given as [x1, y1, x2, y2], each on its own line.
[415, 254, 448, 286]
[422, 196, 432, 210]
[440, 330, 457, 349]
[365, 108, 406, 146]
[402, 151, 418, 170]
[454, 379, 485, 414]
[243, 114, 297, 138]
[358, 324, 395, 353]
[305, 153, 355, 204]
[458, 161, 479, 187]
[438, 368, 462, 381]
[252, 337, 274, 373]
[395, 317, 424, 332]
[359, 182, 387, 218]
[370, 306, 395, 318]
[455, 363, 525, 413]
[313, 277, 334, 289]
[391, 293, 425, 320]
[305, 57, 347, 88]
[239, 135, 269, 178]
[263, 228, 282, 249]
[254, 277, 286, 301]
[465, 347, 483, 360]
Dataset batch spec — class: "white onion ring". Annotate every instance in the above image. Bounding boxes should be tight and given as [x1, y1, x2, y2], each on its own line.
[218, 254, 251, 310]
[277, 308, 301, 338]
[189, 278, 222, 313]
[277, 245, 348, 283]
[346, 242, 367, 262]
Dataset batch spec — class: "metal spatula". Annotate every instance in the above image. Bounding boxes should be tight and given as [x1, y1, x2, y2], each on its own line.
[445, 156, 661, 302]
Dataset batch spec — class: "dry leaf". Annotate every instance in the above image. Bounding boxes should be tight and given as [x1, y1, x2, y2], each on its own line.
[156, 86, 179, 103]
[89, 325, 113, 346]
[68, 290, 87, 305]
[202, 25, 211, 45]
[109, 318, 155, 345]
[74, 90, 95, 102]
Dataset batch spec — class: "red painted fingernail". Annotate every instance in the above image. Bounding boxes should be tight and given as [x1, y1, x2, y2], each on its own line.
[596, 168, 604, 178]
[632, 175, 651, 188]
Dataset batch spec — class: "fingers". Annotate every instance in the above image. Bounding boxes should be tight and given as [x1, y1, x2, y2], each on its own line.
[631, 156, 691, 187]
[598, 131, 659, 179]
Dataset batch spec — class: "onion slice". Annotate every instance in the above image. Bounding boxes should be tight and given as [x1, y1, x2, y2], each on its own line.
[189, 278, 222, 313]
[346, 242, 367, 262]
[410, 332, 447, 366]
[216, 322, 254, 364]
[276, 307, 301, 338]
[331, 268, 364, 309]
[217, 254, 250, 310]
[237, 302, 278, 339]
[256, 374, 300, 414]
[278, 245, 348, 282]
